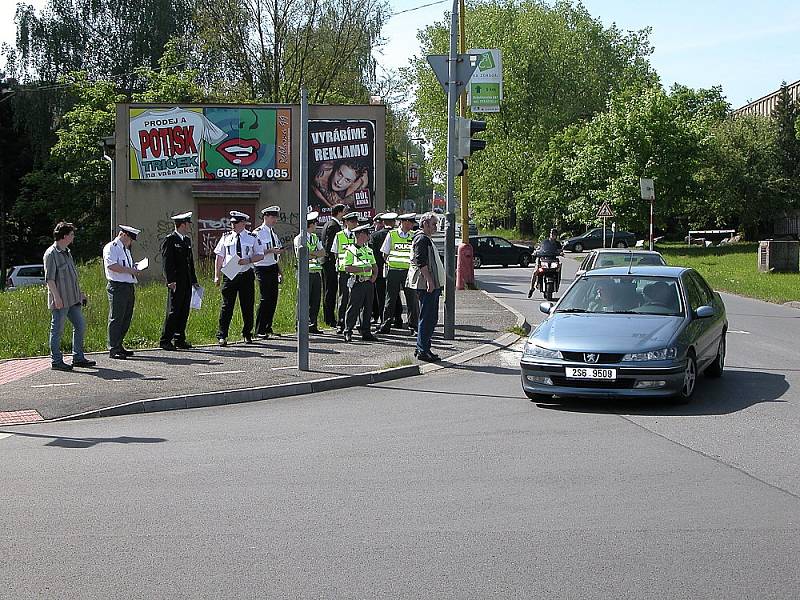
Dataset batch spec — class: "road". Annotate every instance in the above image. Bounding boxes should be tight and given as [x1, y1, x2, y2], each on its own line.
[1, 257, 799, 598]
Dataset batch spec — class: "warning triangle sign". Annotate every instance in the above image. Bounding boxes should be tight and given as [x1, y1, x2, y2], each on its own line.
[596, 202, 615, 218]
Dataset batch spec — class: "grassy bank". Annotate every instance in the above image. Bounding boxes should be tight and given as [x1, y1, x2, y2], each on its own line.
[0, 258, 304, 359]
[658, 242, 800, 304]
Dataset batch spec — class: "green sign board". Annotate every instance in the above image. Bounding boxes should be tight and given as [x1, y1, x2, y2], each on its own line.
[470, 82, 501, 108]
[467, 48, 502, 113]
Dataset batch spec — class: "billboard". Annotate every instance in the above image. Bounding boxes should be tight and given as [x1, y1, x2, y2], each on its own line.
[308, 120, 375, 218]
[129, 106, 292, 180]
[467, 49, 503, 113]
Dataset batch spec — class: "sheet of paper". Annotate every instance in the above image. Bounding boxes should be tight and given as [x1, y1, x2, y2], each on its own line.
[190, 286, 204, 310]
[135, 257, 149, 271]
[221, 254, 244, 280]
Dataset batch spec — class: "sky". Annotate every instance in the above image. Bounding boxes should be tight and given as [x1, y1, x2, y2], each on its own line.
[2, 0, 799, 109]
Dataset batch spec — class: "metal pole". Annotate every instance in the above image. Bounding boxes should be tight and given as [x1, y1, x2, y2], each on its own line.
[459, 0, 469, 246]
[103, 153, 115, 240]
[649, 196, 654, 251]
[298, 88, 310, 371]
[444, 0, 458, 341]
[603, 216, 607, 248]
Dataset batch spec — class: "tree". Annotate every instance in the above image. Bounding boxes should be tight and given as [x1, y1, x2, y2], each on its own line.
[406, 0, 657, 230]
[771, 82, 800, 201]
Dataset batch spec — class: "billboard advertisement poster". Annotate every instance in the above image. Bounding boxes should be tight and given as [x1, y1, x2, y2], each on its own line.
[467, 49, 502, 113]
[129, 106, 292, 181]
[308, 120, 375, 219]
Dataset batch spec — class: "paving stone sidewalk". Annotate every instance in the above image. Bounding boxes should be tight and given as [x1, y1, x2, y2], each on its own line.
[0, 289, 520, 422]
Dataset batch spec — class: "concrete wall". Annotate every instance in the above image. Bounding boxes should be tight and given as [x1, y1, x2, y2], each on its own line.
[114, 102, 386, 277]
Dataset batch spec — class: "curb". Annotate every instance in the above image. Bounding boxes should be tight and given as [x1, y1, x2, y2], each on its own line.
[24, 287, 530, 424]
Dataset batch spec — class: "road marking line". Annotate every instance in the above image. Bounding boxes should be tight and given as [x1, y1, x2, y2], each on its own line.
[729, 330, 751, 334]
[31, 382, 80, 388]
[272, 366, 297, 371]
[197, 370, 246, 376]
[0, 433, 12, 441]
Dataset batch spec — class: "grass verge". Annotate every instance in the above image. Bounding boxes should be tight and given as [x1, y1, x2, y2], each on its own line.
[382, 356, 414, 369]
[506, 325, 529, 337]
[658, 242, 800, 304]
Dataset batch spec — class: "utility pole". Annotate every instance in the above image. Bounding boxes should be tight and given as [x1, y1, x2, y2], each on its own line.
[298, 88, 310, 371]
[459, 0, 469, 246]
[444, 0, 459, 340]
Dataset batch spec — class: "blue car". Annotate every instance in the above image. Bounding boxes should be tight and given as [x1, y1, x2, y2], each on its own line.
[520, 266, 727, 403]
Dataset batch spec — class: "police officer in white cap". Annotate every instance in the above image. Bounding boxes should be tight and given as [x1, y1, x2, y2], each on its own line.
[252, 205, 284, 338]
[294, 211, 326, 334]
[369, 212, 397, 324]
[103, 225, 142, 359]
[213, 211, 265, 346]
[378, 212, 418, 334]
[159, 211, 199, 351]
[342, 223, 379, 342]
[331, 211, 359, 333]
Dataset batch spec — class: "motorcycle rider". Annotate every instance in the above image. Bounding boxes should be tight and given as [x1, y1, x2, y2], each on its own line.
[528, 228, 563, 298]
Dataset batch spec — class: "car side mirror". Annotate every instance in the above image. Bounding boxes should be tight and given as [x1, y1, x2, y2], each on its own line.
[539, 301, 554, 315]
[695, 305, 715, 319]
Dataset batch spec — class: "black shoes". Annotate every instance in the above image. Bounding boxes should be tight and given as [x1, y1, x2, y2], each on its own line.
[72, 358, 96, 368]
[218, 337, 227, 347]
[336, 325, 345, 335]
[256, 332, 270, 339]
[377, 322, 392, 334]
[361, 333, 379, 342]
[51, 361, 73, 371]
[109, 351, 127, 359]
[309, 326, 322, 334]
[343, 331, 353, 342]
[120, 348, 134, 356]
[173, 340, 193, 349]
[244, 335, 254, 344]
[414, 349, 441, 362]
[159, 341, 177, 351]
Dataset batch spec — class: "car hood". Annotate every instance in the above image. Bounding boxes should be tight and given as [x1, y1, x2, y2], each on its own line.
[514, 243, 533, 250]
[532, 313, 684, 353]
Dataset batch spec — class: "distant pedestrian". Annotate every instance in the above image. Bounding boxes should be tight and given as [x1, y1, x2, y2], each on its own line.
[43, 222, 95, 370]
[294, 211, 326, 333]
[159, 212, 199, 351]
[253, 206, 285, 339]
[103, 225, 142, 359]
[214, 211, 265, 346]
[321, 203, 346, 327]
[407, 212, 444, 362]
[342, 224, 378, 343]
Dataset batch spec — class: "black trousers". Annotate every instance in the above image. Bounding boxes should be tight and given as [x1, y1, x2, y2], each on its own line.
[255, 264, 280, 335]
[217, 270, 255, 339]
[382, 269, 417, 329]
[308, 271, 322, 325]
[160, 279, 191, 344]
[322, 259, 338, 326]
[337, 271, 350, 327]
[345, 280, 374, 334]
[107, 281, 135, 352]
[372, 275, 385, 321]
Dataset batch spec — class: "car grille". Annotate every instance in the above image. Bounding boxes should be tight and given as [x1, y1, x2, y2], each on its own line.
[550, 376, 635, 389]
[561, 352, 625, 364]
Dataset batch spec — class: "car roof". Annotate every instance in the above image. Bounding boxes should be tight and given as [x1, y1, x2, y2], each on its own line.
[584, 265, 688, 277]
[589, 249, 661, 255]
[11, 264, 45, 269]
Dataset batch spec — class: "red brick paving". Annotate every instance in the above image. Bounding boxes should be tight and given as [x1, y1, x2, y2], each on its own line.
[0, 409, 44, 424]
[0, 358, 51, 385]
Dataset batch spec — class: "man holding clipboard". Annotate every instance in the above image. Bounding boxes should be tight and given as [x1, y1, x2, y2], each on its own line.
[213, 211, 265, 346]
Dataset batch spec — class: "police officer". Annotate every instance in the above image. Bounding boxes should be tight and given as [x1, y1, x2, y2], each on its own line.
[378, 213, 418, 334]
[253, 205, 285, 339]
[159, 212, 199, 351]
[103, 225, 141, 359]
[342, 224, 379, 343]
[214, 211, 265, 346]
[321, 203, 346, 327]
[331, 211, 359, 333]
[294, 211, 326, 334]
[369, 212, 397, 324]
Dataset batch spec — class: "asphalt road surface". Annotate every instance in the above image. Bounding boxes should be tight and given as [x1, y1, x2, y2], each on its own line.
[1, 257, 798, 599]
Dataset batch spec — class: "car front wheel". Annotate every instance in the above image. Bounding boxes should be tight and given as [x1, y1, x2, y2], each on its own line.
[672, 353, 697, 404]
[705, 334, 725, 377]
[615, 241, 627, 248]
[473, 255, 483, 269]
[573, 243, 584, 253]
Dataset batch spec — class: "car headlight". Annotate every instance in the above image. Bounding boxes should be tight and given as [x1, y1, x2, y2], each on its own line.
[622, 347, 677, 361]
[523, 341, 562, 359]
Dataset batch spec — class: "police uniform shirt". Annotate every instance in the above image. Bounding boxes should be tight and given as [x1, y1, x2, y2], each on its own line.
[380, 227, 414, 256]
[214, 230, 264, 268]
[252, 223, 282, 267]
[330, 229, 355, 257]
[162, 230, 197, 285]
[103, 237, 138, 283]
[293, 231, 324, 256]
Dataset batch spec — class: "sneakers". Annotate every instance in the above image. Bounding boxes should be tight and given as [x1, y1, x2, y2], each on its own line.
[217, 337, 227, 347]
[72, 358, 96, 368]
[51, 361, 73, 371]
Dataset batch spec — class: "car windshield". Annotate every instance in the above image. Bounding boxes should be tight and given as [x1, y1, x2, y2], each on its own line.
[556, 275, 684, 316]
[592, 253, 665, 269]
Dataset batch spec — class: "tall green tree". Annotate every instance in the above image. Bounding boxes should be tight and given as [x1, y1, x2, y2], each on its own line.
[407, 0, 657, 229]
[771, 82, 800, 199]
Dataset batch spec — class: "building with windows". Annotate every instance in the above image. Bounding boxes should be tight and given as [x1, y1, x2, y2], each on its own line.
[731, 79, 800, 117]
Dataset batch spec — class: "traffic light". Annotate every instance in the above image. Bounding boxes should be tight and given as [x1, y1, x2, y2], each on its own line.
[456, 117, 487, 158]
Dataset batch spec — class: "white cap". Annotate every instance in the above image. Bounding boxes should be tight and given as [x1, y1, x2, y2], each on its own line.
[398, 213, 417, 221]
[352, 224, 371, 235]
[229, 210, 250, 223]
[343, 212, 360, 221]
[380, 212, 398, 220]
[171, 211, 192, 222]
[307, 211, 319, 222]
[261, 205, 281, 216]
[119, 225, 141, 239]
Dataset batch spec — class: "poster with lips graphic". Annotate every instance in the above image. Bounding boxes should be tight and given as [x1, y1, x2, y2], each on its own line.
[129, 106, 292, 181]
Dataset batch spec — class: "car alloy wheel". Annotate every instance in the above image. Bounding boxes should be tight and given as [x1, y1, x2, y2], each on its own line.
[573, 243, 584, 253]
[615, 241, 627, 248]
[473, 255, 483, 268]
[673, 354, 697, 404]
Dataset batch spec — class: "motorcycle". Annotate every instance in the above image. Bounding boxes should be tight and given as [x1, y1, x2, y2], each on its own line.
[528, 255, 562, 301]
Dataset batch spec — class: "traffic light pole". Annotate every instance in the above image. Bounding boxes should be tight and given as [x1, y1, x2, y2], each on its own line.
[444, 0, 459, 340]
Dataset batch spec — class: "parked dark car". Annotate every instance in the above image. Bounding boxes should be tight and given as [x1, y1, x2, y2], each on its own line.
[520, 266, 727, 404]
[470, 236, 534, 268]
[563, 228, 637, 253]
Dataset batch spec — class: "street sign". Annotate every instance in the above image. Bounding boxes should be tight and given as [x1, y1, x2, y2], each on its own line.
[467, 49, 502, 113]
[640, 177, 655, 200]
[427, 54, 481, 108]
[408, 163, 419, 185]
[596, 202, 614, 218]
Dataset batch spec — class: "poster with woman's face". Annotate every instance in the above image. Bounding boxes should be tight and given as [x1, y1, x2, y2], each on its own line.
[308, 120, 375, 218]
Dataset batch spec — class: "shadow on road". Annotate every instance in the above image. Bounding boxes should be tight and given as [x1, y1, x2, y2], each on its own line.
[533, 369, 789, 416]
[0, 430, 167, 449]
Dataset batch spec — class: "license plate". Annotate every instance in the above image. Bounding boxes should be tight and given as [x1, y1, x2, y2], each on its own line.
[565, 367, 617, 380]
